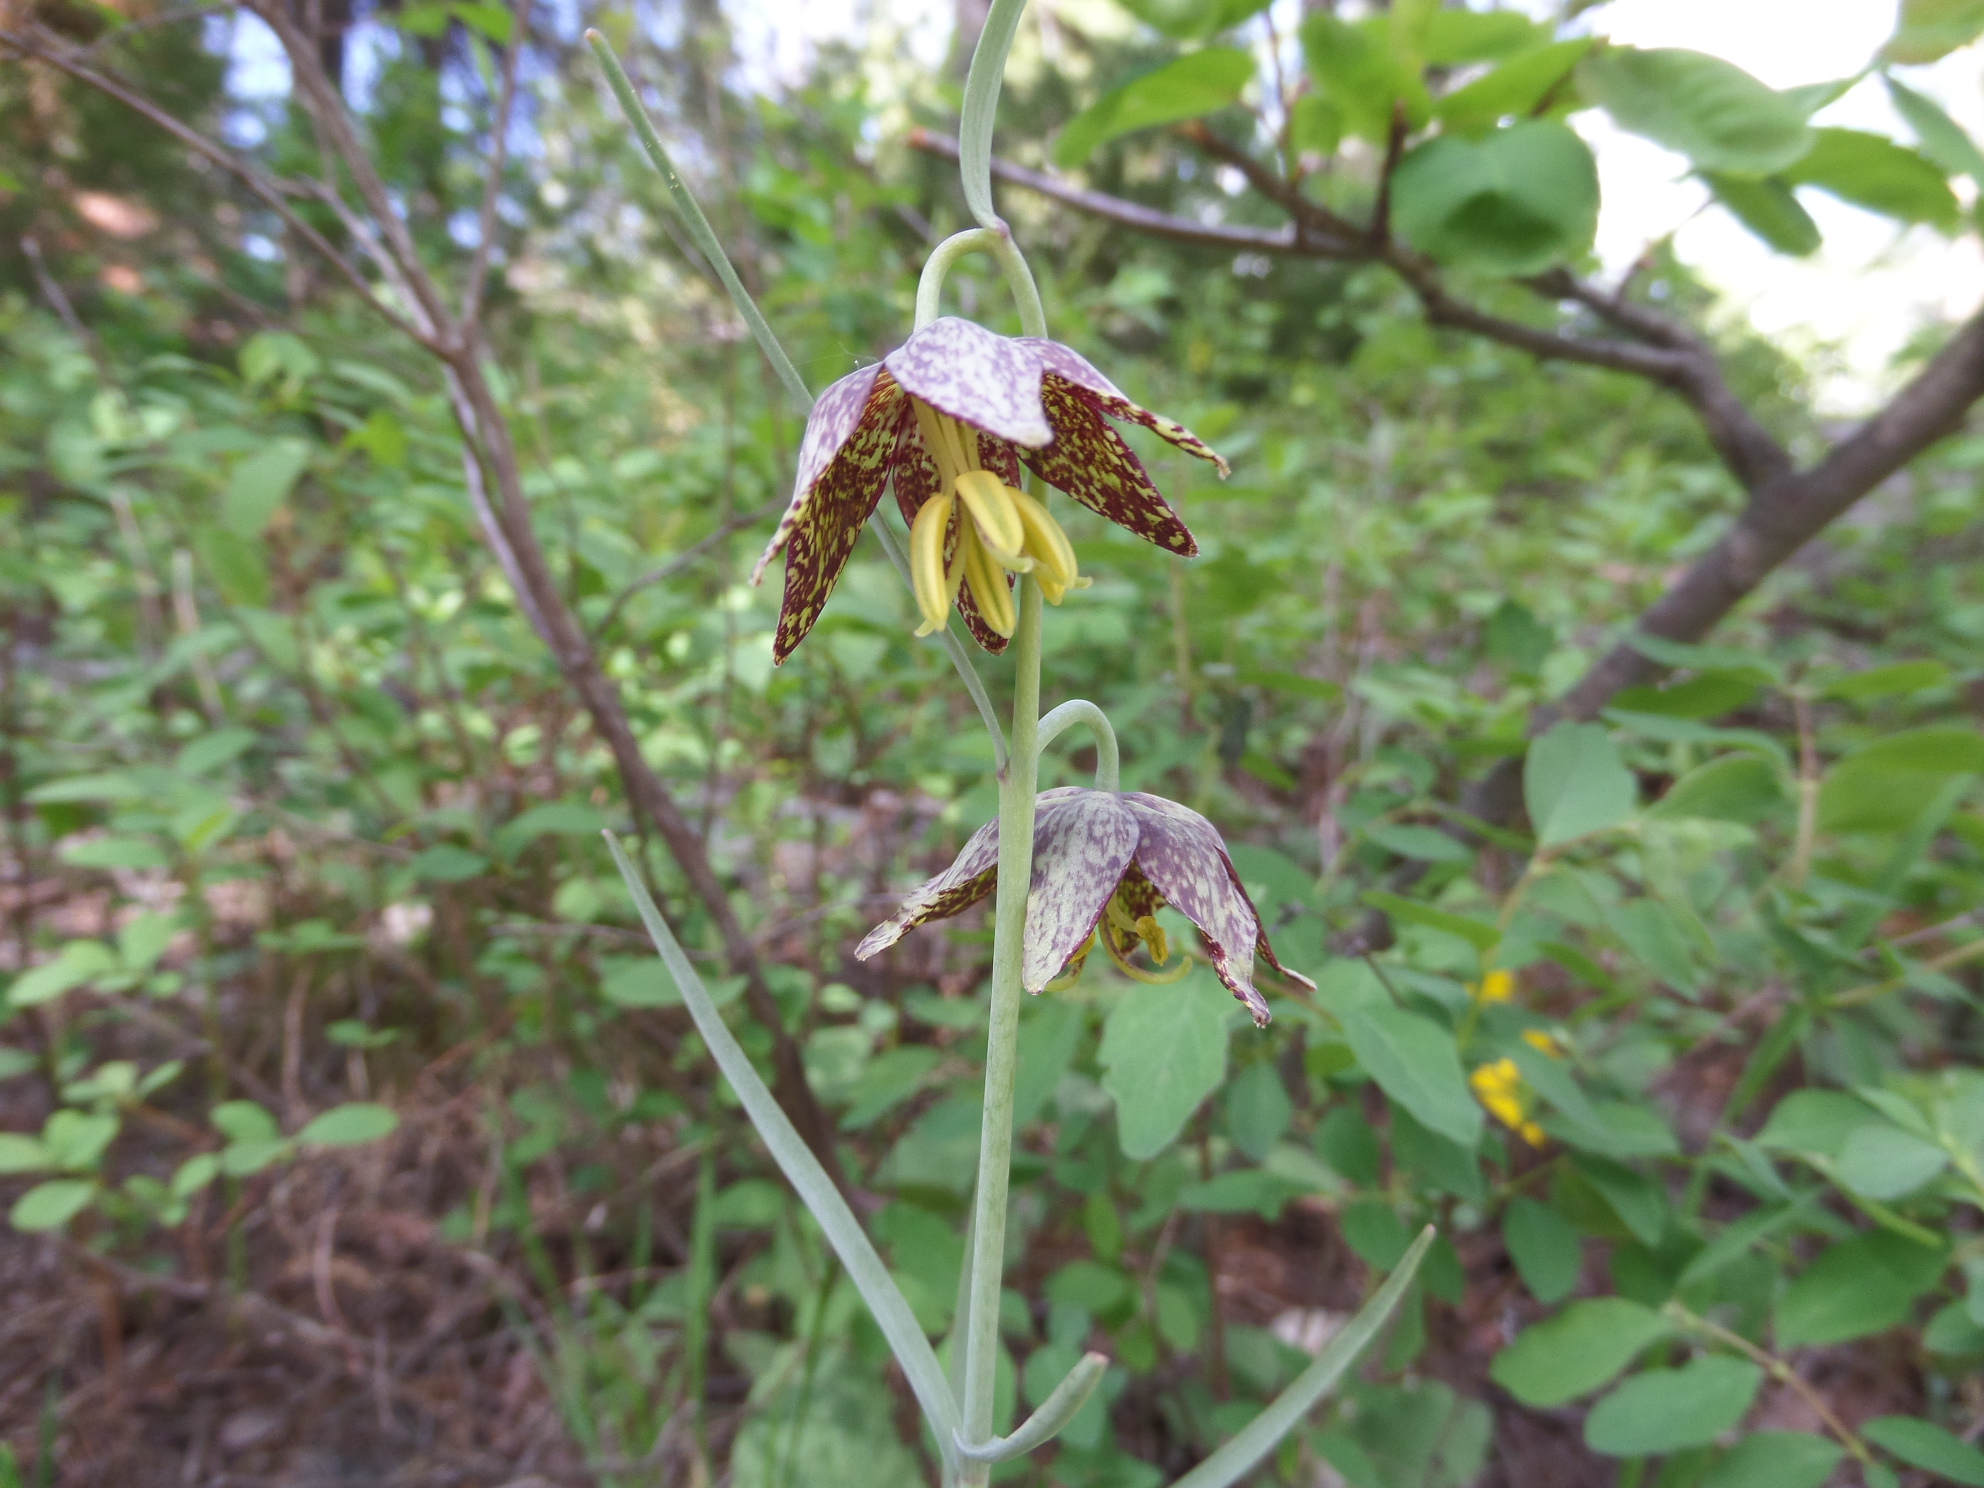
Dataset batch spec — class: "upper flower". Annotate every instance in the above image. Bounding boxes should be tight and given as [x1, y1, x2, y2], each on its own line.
[752, 317, 1228, 663]
[855, 786, 1312, 1027]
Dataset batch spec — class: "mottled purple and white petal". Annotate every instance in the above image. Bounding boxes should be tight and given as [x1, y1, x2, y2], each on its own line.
[760, 374, 912, 664]
[1254, 923, 1316, 993]
[754, 364, 894, 582]
[855, 815, 1004, 961]
[885, 318, 1053, 449]
[1021, 790, 1140, 993]
[1024, 339, 1230, 476]
[1120, 792, 1271, 1026]
[1021, 385, 1198, 557]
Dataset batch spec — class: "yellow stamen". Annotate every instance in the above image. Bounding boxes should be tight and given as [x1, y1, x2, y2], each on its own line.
[1134, 915, 1170, 968]
[1045, 929, 1098, 992]
[1101, 925, 1193, 984]
[954, 470, 1030, 565]
[960, 520, 1015, 636]
[909, 494, 958, 636]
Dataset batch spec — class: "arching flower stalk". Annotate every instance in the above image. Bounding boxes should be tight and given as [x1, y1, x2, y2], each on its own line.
[856, 787, 1314, 1028]
[752, 317, 1227, 662]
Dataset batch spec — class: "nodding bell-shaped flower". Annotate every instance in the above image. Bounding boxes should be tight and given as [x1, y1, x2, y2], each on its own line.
[855, 787, 1312, 1028]
[752, 317, 1227, 663]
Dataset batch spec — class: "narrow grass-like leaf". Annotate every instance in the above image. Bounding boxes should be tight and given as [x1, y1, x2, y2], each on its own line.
[1168, 1226, 1435, 1488]
[602, 833, 961, 1462]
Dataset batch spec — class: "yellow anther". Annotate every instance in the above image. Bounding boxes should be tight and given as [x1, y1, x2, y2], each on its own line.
[1101, 926, 1193, 985]
[1045, 928, 1099, 992]
[960, 521, 1015, 637]
[909, 494, 958, 636]
[954, 470, 1028, 562]
[1010, 488, 1079, 587]
[1134, 915, 1170, 967]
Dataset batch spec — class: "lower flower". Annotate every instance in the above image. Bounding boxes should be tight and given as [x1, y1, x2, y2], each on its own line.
[856, 787, 1313, 1027]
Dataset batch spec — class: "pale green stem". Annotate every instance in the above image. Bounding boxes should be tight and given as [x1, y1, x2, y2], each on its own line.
[601, 833, 962, 1473]
[915, 228, 1047, 337]
[958, 576, 1043, 1476]
[1037, 699, 1120, 791]
[955, 1351, 1106, 1462]
[959, 0, 1030, 229]
[587, 30, 1005, 766]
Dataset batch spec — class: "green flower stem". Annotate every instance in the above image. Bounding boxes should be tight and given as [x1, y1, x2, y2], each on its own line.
[955, 1350, 1107, 1462]
[1037, 699, 1120, 791]
[1170, 1228, 1435, 1488]
[601, 832, 963, 1472]
[914, 227, 1048, 338]
[959, 575, 1045, 1476]
[587, 30, 1006, 763]
[959, 0, 1030, 230]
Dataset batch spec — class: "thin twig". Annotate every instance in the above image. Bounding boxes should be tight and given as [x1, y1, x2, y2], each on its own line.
[0, 25, 434, 348]
[461, 0, 531, 326]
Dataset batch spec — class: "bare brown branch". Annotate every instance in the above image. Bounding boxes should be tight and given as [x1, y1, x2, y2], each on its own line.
[461, 0, 531, 326]
[24, 8, 852, 1189]
[0, 25, 434, 348]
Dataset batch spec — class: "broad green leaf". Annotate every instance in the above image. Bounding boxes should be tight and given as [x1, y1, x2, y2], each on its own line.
[175, 726, 258, 775]
[1012, 998, 1085, 1128]
[1502, 1198, 1582, 1303]
[1820, 727, 1984, 833]
[171, 1152, 220, 1198]
[1365, 823, 1470, 862]
[1706, 172, 1823, 255]
[1053, 49, 1256, 167]
[1925, 1300, 1984, 1355]
[1834, 1123, 1949, 1200]
[1862, 1417, 1984, 1486]
[1489, 1298, 1669, 1407]
[1434, 40, 1592, 136]
[193, 524, 270, 608]
[1841, 725, 1984, 774]
[411, 844, 489, 882]
[493, 801, 610, 859]
[211, 1099, 280, 1144]
[221, 437, 310, 533]
[1289, 93, 1343, 155]
[0, 1135, 50, 1175]
[1225, 1062, 1293, 1161]
[1578, 47, 1812, 176]
[1118, 0, 1272, 41]
[1650, 754, 1787, 824]
[1390, 120, 1598, 275]
[117, 910, 179, 974]
[8, 941, 109, 1008]
[449, 0, 513, 43]
[1782, 128, 1959, 228]
[1575, 1155, 1670, 1245]
[1339, 1198, 1412, 1268]
[1611, 670, 1761, 719]
[1179, 1167, 1311, 1218]
[1607, 898, 1696, 991]
[9, 1179, 96, 1232]
[1822, 658, 1952, 700]
[1584, 1357, 1764, 1456]
[1301, 13, 1432, 143]
[1884, 0, 1984, 64]
[297, 1102, 399, 1146]
[1342, 1003, 1482, 1146]
[1422, 8, 1544, 64]
[1701, 1432, 1843, 1488]
[1757, 1089, 1877, 1157]
[1775, 1230, 1947, 1346]
[1098, 975, 1231, 1160]
[43, 1110, 117, 1170]
[62, 835, 171, 871]
[1886, 75, 1984, 188]
[1525, 721, 1637, 847]
[1362, 891, 1500, 952]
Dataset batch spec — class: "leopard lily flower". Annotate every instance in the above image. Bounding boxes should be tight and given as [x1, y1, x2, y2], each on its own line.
[752, 317, 1227, 662]
[855, 787, 1312, 1028]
